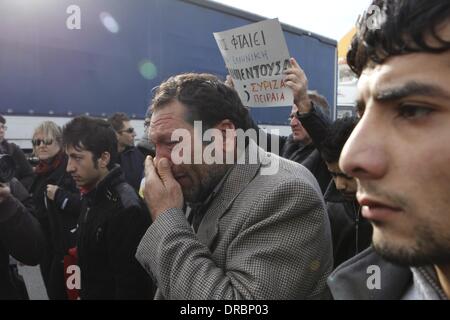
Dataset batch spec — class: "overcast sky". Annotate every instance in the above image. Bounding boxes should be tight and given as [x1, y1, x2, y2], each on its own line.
[211, 0, 372, 41]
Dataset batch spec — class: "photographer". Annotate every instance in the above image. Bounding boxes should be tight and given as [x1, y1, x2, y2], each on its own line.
[0, 114, 34, 190]
[0, 156, 46, 300]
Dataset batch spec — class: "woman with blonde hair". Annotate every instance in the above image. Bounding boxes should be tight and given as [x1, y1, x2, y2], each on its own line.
[29, 121, 80, 300]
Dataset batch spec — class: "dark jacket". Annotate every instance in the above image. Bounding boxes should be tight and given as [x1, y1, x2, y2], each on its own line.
[0, 186, 46, 300]
[29, 153, 81, 300]
[77, 166, 154, 300]
[118, 146, 145, 191]
[324, 182, 373, 268]
[0, 140, 34, 190]
[296, 103, 333, 194]
[251, 104, 331, 194]
[280, 135, 316, 163]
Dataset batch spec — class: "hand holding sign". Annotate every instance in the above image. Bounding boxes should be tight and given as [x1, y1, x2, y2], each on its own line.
[284, 57, 312, 113]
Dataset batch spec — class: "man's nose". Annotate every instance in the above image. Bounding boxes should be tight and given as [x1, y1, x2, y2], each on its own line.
[66, 158, 76, 173]
[339, 114, 388, 181]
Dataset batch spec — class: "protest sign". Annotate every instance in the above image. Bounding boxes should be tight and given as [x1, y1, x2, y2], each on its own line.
[214, 18, 293, 107]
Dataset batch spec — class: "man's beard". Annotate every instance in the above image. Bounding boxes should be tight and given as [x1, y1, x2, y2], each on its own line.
[373, 222, 450, 267]
[183, 163, 230, 204]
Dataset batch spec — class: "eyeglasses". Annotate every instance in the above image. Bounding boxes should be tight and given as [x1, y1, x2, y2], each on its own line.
[119, 127, 135, 134]
[288, 114, 300, 123]
[32, 138, 53, 147]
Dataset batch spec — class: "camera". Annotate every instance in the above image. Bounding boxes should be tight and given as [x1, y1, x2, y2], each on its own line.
[0, 154, 15, 183]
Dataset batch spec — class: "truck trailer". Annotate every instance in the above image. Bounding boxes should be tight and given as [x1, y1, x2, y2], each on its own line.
[0, 0, 337, 149]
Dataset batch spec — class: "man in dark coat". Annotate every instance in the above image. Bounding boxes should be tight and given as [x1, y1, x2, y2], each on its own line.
[0, 180, 46, 300]
[63, 116, 154, 300]
[0, 114, 34, 189]
[108, 113, 145, 191]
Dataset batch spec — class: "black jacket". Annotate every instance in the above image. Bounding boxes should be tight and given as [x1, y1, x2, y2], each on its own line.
[295, 103, 333, 194]
[324, 182, 373, 268]
[0, 140, 34, 190]
[118, 146, 145, 191]
[280, 135, 316, 164]
[29, 153, 81, 299]
[0, 185, 46, 300]
[255, 104, 332, 194]
[77, 166, 154, 300]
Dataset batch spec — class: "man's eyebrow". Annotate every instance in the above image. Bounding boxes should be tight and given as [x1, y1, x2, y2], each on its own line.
[69, 153, 82, 157]
[374, 82, 450, 102]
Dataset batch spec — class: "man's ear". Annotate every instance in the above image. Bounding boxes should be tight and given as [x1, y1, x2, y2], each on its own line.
[98, 151, 111, 169]
[214, 119, 236, 153]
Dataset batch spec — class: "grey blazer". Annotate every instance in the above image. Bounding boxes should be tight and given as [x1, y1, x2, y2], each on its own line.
[136, 142, 333, 299]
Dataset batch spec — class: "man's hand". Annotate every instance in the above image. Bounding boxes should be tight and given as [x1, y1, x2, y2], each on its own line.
[143, 156, 184, 221]
[46, 184, 59, 201]
[225, 75, 235, 89]
[0, 183, 11, 204]
[284, 57, 312, 113]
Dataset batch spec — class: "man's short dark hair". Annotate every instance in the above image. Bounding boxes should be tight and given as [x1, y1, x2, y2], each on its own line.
[0, 114, 5, 125]
[151, 73, 253, 132]
[108, 112, 130, 132]
[348, 0, 450, 76]
[63, 116, 118, 170]
[321, 117, 359, 164]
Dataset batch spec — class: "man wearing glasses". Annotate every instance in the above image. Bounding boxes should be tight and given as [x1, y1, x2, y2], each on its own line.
[108, 113, 145, 191]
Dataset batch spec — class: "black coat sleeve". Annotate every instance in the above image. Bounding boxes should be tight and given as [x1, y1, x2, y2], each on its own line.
[0, 196, 46, 265]
[107, 204, 154, 299]
[53, 187, 82, 220]
[297, 103, 333, 154]
[10, 143, 34, 190]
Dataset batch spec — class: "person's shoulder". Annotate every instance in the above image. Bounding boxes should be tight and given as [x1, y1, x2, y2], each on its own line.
[257, 151, 321, 190]
[327, 247, 412, 300]
[4, 141, 19, 153]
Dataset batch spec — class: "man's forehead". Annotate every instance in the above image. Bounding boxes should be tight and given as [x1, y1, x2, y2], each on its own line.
[357, 51, 450, 101]
[66, 144, 89, 155]
[151, 102, 190, 130]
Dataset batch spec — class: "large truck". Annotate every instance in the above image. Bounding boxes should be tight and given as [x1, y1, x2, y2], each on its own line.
[0, 0, 337, 149]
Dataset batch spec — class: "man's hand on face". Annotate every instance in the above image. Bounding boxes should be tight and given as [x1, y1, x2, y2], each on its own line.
[284, 57, 312, 114]
[143, 156, 184, 221]
[0, 183, 11, 204]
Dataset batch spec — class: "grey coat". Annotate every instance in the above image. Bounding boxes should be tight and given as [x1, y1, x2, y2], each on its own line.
[328, 246, 448, 300]
[136, 142, 333, 300]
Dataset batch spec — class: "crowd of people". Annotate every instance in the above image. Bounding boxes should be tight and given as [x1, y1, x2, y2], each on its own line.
[0, 0, 449, 300]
